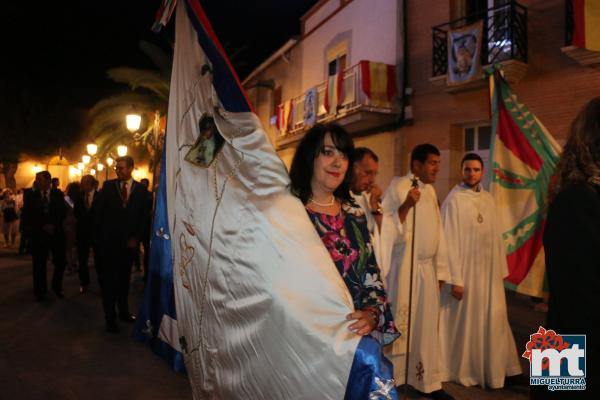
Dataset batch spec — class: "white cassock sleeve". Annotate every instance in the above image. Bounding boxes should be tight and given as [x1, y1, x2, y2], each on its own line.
[440, 194, 463, 287]
[431, 186, 451, 283]
[379, 177, 409, 280]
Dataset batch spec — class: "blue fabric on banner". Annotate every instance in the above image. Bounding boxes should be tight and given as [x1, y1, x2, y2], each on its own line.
[184, 0, 251, 113]
[133, 147, 185, 373]
[345, 336, 398, 400]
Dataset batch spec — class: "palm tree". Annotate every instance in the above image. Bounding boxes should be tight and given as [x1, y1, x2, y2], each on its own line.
[87, 41, 171, 165]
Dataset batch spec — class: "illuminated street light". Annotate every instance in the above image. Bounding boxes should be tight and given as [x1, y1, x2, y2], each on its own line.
[117, 145, 128, 157]
[87, 143, 98, 156]
[97, 163, 104, 171]
[106, 157, 114, 167]
[90, 169, 96, 176]
[82, 155, 91, 164]
[126, 112, 142, 133]
[77, 162, 85, 171]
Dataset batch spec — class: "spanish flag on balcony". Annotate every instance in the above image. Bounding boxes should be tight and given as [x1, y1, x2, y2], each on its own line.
[488, 68, 561, 298]
[359, 61, 396, 107]
[324, 69, 344, 113]
[276, 99, 293, 134]
[573, 0, 600, 51]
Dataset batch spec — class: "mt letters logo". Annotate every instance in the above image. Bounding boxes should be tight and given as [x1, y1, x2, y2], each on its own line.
[523, 326, 586, 391]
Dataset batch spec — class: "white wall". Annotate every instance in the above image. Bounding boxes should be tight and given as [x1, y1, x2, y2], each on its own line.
[304, 0, 340, 33]
[301, 0, 398, 92]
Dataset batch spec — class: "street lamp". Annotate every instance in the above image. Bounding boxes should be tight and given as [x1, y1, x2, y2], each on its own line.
[87, 143, 98, 156]
[82, 155, 91, 164]
[90, 168, 96, 176]
[126, 112, 142, 133]
[77, 162, 85, 171]
[117, 145, 128, 157]
[97, 163, 104, 171]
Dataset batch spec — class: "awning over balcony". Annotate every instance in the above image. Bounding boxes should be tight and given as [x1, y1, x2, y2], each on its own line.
[275, 60, 402, 148]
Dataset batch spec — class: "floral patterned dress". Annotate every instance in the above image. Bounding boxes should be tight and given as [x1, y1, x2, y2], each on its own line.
[306, 202, 400, 346]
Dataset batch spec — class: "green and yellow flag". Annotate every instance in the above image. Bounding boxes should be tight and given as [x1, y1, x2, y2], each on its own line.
[488, 68, 561, 297]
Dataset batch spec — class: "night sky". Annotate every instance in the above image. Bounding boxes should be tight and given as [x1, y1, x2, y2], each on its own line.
[1, 0, 317, 159]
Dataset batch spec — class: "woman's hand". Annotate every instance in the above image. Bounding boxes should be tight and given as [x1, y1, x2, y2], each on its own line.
[346, 309, 378, 336]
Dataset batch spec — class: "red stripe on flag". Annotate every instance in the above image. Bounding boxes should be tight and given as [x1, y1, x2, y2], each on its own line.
[360, 60, 371, 99]
[336, 69, 344, 103]
[505, 220, 545, 285]
[497, 107, 543, 171]
[573, 0, 586, 48]
[186, 0, 254, 113]
[386, 65, 396, 101]
[324, 77, 330, 112]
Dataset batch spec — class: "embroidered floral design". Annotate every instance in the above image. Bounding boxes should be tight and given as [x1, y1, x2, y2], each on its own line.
[522, 326, 570, 370]
[369, 376, 395, 400]
[416, 361, 424, 381]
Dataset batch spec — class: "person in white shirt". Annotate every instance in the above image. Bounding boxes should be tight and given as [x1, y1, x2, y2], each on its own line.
[439, 153, 522, 388]
[380, 144, 452, 399]
[350, 147, 383, 266]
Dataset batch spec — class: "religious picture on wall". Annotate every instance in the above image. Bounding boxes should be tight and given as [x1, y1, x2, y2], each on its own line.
[303, 87, 317, 126]
[447, 20, 483, 86]
[184, 115, 225, 167]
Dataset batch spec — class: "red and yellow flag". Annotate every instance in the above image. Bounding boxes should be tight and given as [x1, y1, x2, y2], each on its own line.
[360, 60, 396, 107]
[573, 0, 600, 51]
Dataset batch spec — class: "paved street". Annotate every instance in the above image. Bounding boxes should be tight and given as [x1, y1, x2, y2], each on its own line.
[0, 246, 191, 400]
[0, 245, 542, 399]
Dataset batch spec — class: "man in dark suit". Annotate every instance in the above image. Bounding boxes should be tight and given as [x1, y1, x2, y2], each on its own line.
[23, 171, 67, 301]
[96, 156, 149, 333]
[74, 174, 101, 294]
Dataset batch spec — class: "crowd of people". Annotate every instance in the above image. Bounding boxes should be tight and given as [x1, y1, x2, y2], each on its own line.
[2, 97, 597, 398]
[284, 122, 526, 399]
[1, 156, 153, 334]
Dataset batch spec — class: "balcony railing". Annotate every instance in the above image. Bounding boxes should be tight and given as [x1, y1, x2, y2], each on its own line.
[277, 61, 400, 141]
[432, 1, 528, 77]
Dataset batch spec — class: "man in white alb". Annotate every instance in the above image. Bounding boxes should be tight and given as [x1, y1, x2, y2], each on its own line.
[439, 153, 522, 388]
[380, 144, 452, 399]
[350, 147, 384, 266]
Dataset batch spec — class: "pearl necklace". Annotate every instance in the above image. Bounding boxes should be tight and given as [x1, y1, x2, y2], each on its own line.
[309, 196, 335, 207]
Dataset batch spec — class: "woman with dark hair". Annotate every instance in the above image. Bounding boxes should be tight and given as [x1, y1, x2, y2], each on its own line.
[541, 97, 600, 398]
[290, 123, 399, 344]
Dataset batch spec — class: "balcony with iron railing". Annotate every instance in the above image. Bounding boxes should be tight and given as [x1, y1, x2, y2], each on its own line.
[275, 61, 403, 148]
[561, 0, 600, 67]
[430, 1, 528, 92]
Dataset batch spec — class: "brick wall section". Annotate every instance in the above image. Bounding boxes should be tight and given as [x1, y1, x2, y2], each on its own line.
[402, 0, 600, 197]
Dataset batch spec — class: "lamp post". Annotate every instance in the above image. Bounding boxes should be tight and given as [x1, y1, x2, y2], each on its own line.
[124, 109, 162, 189]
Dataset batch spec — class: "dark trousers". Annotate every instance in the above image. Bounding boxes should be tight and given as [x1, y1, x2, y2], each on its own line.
[100, 245, 134, 322]
[77, 237, 100, 288]
[19, 230, 30, 255]
[31, 232, 66, 297]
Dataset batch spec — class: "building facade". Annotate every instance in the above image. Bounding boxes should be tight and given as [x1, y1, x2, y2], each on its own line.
[243, 0, 600, 199]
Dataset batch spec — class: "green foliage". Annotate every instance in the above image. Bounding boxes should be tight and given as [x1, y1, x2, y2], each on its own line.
[87, 40, 172, 160]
